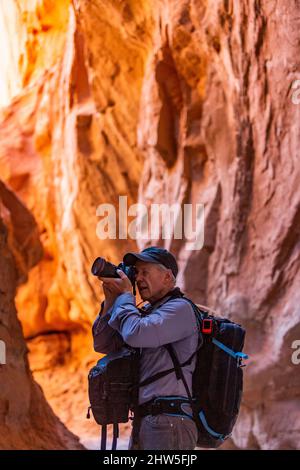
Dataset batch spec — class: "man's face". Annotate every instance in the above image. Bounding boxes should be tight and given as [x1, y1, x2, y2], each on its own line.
[135, 260, 172, 303]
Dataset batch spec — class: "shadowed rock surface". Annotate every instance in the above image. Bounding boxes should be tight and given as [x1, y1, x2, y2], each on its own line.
[0, 183, 83, 449]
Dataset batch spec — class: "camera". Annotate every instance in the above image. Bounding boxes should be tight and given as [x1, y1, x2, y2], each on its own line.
[91, 257, 136, 291]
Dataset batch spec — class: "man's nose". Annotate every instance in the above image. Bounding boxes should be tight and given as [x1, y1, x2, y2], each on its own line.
[136, 272, 143, 282]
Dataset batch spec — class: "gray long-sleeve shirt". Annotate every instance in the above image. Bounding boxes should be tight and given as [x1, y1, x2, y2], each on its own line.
[92, 291, 200, 406]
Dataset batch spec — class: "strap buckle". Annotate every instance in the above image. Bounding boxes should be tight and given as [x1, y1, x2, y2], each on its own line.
[151, 399, 163, 415]
[202, 318, 213, 334]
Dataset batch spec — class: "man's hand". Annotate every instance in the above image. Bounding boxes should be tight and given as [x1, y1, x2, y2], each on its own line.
[99, 270, 132, 313]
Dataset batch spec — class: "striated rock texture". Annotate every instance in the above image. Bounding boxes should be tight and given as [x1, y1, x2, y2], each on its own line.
[0, 182, 83, 449]
[0, 0, 146, 339]
[133, 0, 300, 450]
[0, 0, 299, 450]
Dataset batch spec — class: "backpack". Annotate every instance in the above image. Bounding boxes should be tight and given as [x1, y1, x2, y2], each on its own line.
[164, 297, 248, 448]
[87, 346, 140, 450]
[87, 291, 248, 449]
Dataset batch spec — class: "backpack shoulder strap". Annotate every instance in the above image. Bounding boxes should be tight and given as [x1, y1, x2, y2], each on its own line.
[164, 343, 196, 418]
[138, 296, 203, 389]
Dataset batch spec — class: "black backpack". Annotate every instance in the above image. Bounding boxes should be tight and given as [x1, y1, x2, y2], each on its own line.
[164, 297, 248, 448]
[87, 293, 248, 449]
[87, 346, 140, 450]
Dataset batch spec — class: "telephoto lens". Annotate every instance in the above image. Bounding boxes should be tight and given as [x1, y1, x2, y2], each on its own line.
[91, 257, 120, 278]
[91, 257, 136, 294]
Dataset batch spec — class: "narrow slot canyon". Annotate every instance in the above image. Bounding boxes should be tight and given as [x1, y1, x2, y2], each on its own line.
[0, 0, 299, 450]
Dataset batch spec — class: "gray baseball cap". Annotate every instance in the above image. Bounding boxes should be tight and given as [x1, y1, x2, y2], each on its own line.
[123, 246, 178, 278]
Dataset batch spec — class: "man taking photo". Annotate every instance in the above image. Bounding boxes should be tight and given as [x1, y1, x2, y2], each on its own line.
[92, 246, 199, 450]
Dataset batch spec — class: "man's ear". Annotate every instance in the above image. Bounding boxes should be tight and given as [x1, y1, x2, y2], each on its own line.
[166, 269, 173, 283]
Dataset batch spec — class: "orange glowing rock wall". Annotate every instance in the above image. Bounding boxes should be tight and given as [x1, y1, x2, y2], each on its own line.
[0, 0, 299, 449]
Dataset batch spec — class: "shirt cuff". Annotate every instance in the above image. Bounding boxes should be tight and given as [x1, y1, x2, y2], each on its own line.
[108, 292, 136, 330]
[92, 301, 114, 334]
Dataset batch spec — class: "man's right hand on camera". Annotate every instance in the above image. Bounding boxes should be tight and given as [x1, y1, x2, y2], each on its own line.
[99, 270, 132, 315]
[98, 279, 116, 315]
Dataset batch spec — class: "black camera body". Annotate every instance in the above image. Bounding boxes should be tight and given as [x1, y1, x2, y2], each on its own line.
[91, 257, 136, 291]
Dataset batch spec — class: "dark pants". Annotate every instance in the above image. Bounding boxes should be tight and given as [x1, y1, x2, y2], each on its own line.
[128, 414, 198, 450]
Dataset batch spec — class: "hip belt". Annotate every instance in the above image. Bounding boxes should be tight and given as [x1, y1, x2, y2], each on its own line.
[137, 396, 194, 419]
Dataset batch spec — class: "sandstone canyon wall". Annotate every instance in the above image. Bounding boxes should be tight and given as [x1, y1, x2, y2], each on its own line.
[0, 182, 83, 449]
[0, 0, 299, 450]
